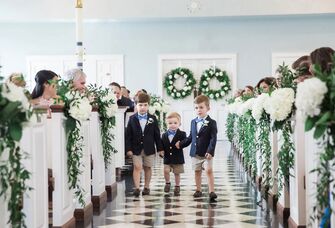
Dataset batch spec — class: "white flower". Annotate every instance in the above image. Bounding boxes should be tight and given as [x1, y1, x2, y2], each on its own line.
[209, 94, 214, 99]
[184, 74, 187, 78]
[101, 89, 116, 103]
[203, 81, 208, 86]
[1, 82, 30, 111]
[296, 78, 328, 118]
[149, 106, 156, 114]
[220, 91, 225, 96]
[203, 120, 209, 127]
[173, 89, 176, 92]
[252, 93, 270, 121]
[227, 99, 243, 114]
[69, 95, 92, 121]
[204, 73, 208, 77]
[147, 117, 154, 125]
[215, 73, 219, 76]
[162, 103, 170, 113]
[224, 87, 229, 91]
[265, 88, 295, 121]
[169, 81, 173, 85]
[168, 86, 173, 90]
[174, 74, 178, 79]
[215, 93, 220, 98]
[219, 72, 223, 76]
[176, 92, 181, 97]
[237, 98, 255, 116]
[169, 75, 173, 79]
[153, 102, 162, 111]
[182, 92, 186, 96]
[209, 71, 214, 75]
[220, 81, 226, 86]
[180, 71, 184, 75]
[105, 103, 118, 118]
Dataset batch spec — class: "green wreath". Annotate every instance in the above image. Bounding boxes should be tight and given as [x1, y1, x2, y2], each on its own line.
[199, 66, 231, 100]
[164, 67, 196, 99]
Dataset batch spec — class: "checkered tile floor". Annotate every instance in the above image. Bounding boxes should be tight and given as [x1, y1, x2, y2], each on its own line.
[93, 141, 280, 228]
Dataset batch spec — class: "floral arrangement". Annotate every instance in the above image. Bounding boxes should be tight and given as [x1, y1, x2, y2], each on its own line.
[0, 81, 33, 227]
[58, 80, 92, 206]
[296, 56, 335, 224]
[198, 66, 231, 100]
[88, 85, 118, 168]
[149, 94, 170, 131]
[163, 67, 196, 99]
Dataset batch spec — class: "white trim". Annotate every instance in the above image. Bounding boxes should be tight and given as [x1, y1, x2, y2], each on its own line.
[271, 52, 308, 75]
[157, 53, 238, 96]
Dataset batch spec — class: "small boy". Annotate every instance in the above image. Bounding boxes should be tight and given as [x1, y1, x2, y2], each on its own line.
[176, 95, 218, 201]
[126, 92, 163, 197]
[159, 112, 186, 196]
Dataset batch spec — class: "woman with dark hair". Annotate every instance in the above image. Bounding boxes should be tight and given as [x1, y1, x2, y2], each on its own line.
[242, 85, 254, 96]
[310, 47, 334, 74]
[31, 70, 59, 105]
[256, 77, 277, 93]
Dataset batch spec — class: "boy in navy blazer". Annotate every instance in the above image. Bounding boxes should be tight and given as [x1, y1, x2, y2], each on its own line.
[160, 112, 186, 196]
[176, 95, 218, 201]
[126, 93, 163, 197]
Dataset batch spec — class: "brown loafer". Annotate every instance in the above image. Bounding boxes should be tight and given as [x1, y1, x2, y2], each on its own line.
[209, 192, 217, 201]
[142, 187, 150, 196]
[133, 188, 140, 197]
[164, 183, 171, 193]
[174, 186, 180, 196]
[193, 190, 202, 198]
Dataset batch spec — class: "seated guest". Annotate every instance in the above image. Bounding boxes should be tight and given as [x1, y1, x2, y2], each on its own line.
[64, 69, 87, 93]
[234, 89, 243, 98]
[310, 47, 334, 74]
[110, 82, 134, 112]
[292, 55, 312, 83]
[30, 70, 59, 106]
[241, 85, 254, 96]
[7, 73, 26, 88]
[121, 86, 130, 98]
[256, 77, 277, 94]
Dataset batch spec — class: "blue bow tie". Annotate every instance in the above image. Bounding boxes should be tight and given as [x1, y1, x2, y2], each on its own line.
[138, 113, 148, 121]
[196, 117, 205, 123]
[168, 130, 176, 136]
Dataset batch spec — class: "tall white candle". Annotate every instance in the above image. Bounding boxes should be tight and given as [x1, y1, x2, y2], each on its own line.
[75, 0, 84, 70]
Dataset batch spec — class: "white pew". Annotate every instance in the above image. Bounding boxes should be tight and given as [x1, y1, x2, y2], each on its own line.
[255, 128, 262, 188]
[288, 113, 306, 227]
[269, 131, 278, 209]
[90, 110, 107, 212]
[21, 113, 49, 228]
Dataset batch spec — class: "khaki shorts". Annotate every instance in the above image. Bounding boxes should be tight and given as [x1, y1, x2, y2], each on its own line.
[132, 150, 155, 168]
[192, 155, 213, 171]
[164, 164, 184, 174]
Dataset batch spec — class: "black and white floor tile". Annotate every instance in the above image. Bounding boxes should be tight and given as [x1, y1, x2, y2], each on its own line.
[92, 141, 283, 228]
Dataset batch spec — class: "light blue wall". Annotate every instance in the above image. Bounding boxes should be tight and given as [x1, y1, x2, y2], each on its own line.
[0, 14, 334, 94]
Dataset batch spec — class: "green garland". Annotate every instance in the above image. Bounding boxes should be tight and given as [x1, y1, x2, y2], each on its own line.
[163, 67, 196, 99]
[226, 113, 236, 143]
[88, 86, 118, 168]
[0, 82, 33, 228]
[199, 66, 231, 100]
[258, 113, 272, 188]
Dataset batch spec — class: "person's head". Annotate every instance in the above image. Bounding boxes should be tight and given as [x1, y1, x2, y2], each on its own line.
[31, 70, 58, 99]
[256, 77, 276, 93]
[121, 86, 129, 98]
[135, 92, 150, 114]
[166, 112, 181, 131]
[110, 82, 122, 99]
[194, 95, 210, 118]
[8, 73, 26, 88]
[242, 86, 254, 96]
[234, 89, 243, 98]
[64, 69, 87, 93]
[310, 47, 334, 74]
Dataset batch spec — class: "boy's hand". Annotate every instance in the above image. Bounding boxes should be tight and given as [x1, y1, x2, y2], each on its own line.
[127, 151, 133, 158]
[175, 141, 180, 149]
[159, 151, 164, 158]
[205, 153, 213, 160]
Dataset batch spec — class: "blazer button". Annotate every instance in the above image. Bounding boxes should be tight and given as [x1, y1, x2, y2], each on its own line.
[194, 143, 196, 146]
[170, 146, 172, 149]
[196, 136, 199, 138]
[141, 142, 143, 144]
[170, 153, 172, 155]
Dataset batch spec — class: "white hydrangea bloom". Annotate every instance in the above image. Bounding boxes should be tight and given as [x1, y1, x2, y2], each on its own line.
[69, 95, 92, 121]
[1, 82, 30, 111]
[252, 93, 270, 121]
[266, 88, 295, 121]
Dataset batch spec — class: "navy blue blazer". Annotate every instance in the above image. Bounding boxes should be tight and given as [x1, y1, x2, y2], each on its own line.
[126, 113, 163, 156]
[180, 116, 217, 157]
[162, 129, 187, 165]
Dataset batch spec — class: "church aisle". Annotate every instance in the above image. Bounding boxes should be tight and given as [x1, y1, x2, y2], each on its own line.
[92, 141, 283, 228]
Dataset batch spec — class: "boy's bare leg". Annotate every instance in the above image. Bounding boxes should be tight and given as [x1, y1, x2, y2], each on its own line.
[206, 168, 215, 193]
[174, 173, 180, 186]
[195, 170, 202, 191]
[143, 166, 152, 189]
[133, 163, 142, 189]
[164, 165, 171, 184]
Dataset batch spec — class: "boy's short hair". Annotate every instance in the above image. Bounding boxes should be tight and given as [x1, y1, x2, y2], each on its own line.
[166, 112, 181, 122]
[194, 95, 210, 107]
[135, 92, 150, 104]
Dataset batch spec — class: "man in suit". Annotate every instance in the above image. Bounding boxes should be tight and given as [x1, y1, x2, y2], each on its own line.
[109, 82, 134, 112]
[126, 93, 163, 197]
[176, 95, 218, 201]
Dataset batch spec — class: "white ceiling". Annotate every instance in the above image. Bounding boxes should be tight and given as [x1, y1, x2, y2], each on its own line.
[0, 0, 335, 22]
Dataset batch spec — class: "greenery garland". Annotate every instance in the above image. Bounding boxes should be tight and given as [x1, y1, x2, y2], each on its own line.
[88, 85, 118, 168]
[163, 67, 196, 99]
[58, 80, 92, 206]
[258, 113, 272, 188]
[199, 66, 231, 100]
[226, 113, 236, 143]
[0, 82, 33, 228]
[303, 57, 335, 224]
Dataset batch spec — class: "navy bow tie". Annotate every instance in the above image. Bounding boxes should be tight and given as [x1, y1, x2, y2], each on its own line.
[196, 117, 205, 123]
[168, 130, 176, 136]
[138, 113, 148, 121]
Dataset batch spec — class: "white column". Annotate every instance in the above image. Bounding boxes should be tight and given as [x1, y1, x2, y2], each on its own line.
[48, 112, 75, 226]
[114, 108, 127, 168]
[289, 113, 306, 226]
[90, 111, 106, 196]
[22, 114, 49, 228]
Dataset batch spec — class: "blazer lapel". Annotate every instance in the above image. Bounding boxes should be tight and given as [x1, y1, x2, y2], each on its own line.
[170, 129, 180, 145]
[143, 114, 152, 133]
[198, 116, 210, 135]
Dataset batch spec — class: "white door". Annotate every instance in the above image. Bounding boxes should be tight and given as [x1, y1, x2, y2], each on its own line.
[158, 54, 237, 141]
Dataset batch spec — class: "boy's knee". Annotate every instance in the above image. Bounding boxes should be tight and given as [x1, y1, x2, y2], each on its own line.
[134, 164, 142, 171]
[206, 168, 213, 175]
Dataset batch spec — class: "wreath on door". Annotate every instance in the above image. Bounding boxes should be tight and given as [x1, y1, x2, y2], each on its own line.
[199, 66, 231, 100]
[163, 67, 196, 99]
